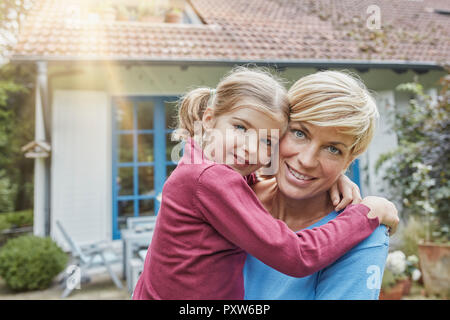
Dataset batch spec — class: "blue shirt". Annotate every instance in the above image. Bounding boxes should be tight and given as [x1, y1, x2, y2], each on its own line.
[243, 210, 389, 300]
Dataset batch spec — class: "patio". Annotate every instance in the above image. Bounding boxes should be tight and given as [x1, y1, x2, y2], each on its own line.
[0, 266, 131, 300]
[0, 270, 440, 300]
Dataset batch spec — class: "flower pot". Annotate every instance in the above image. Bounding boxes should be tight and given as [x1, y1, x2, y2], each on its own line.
[165, 11, 182, 23]
[140, 15, 165, 23]
[379, 279, 410, 300]
[418, 242, 450, 297]
[402, 278, 412, 296]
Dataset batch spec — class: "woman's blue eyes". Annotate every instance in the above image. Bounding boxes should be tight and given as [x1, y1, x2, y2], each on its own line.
[292, 129, 341, 155]
[327, 145, 341, 155]
[234, 124, 246, 131]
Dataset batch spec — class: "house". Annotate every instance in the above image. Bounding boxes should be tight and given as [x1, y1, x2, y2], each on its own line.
[10, 0, 449, 248]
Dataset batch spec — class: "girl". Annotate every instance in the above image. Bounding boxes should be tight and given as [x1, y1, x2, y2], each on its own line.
[133, 67, 398, 300]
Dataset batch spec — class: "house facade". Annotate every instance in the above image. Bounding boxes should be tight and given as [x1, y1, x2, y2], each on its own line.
[10, 0, 449, 248]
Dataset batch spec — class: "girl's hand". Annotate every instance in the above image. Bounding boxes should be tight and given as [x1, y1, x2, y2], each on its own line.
[361, 196, 399, 235]
[329, 174, 362, 212]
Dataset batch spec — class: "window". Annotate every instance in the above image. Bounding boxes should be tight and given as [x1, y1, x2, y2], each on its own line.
[112, 96, 178, 239]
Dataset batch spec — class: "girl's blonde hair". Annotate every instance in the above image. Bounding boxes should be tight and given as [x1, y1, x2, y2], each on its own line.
[174, 66, 289, 140]
[288, 70, 379, 157]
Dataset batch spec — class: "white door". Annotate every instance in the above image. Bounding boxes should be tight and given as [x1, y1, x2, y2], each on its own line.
[51, 90, 111, 250]
[360, 90, 398, 197]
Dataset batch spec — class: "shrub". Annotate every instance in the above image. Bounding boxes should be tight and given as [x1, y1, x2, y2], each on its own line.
[0, 209, 33, 233]
[397, 216, 428, 257]
[376, 74, 450, 243]
[0, 214, 12, 232]
[4, 209, 33, 228]
[0, 235, 68, 291]
[381, 269, 397, 289]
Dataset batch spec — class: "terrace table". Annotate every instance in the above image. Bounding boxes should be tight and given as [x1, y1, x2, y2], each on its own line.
[121, 228, 154, 292]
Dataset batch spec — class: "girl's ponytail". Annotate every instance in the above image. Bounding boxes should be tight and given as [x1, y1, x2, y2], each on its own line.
[175, 87, 212, 139]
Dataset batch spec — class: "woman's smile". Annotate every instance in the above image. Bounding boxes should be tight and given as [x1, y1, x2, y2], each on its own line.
[284, 162, 317, 186]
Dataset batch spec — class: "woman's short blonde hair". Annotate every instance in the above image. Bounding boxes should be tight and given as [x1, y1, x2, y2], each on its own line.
[288, 70, 379, 157]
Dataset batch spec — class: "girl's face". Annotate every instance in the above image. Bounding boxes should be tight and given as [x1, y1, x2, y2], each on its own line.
[203, 106, 285, 176]
[276, 121, 355, 200]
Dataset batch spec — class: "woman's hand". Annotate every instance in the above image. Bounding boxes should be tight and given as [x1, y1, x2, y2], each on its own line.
[361, 196, 399, 235]
[329, 174, 362, 212]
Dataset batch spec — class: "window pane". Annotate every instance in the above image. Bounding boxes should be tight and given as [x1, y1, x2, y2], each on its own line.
[138, 134, 154, 163]
[118, 167, 134, 195]
[139, 166, 154, 196]
[166, 165, 177, 179]
[139, 199, 155, 216]
[116, 100, 134, 130]
[118, 134, 134, 163]
[137, 101, 154, 130]
[165, 100, 178, 129]
[118, 200, 134, 230]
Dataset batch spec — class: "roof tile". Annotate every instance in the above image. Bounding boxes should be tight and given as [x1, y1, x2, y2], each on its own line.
[10, 0, 450, 63]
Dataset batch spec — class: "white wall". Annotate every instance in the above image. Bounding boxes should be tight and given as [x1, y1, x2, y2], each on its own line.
[51, 90, 111, 249]
[360, 90, 398, 198]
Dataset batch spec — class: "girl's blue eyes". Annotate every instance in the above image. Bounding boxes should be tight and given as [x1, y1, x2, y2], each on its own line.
[234, 124, 246, 131]
[234, 125, 271, 146]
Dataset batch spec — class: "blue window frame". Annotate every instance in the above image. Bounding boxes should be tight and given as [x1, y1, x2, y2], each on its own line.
[112, 96, 178, 240]
[347, 158, 362, 192]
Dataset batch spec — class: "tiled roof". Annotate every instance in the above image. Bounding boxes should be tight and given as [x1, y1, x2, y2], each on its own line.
[10, 0, 450, 65]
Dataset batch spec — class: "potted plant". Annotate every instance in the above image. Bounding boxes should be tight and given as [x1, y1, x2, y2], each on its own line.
[380, 250, 422, 300]
[165, 7, 183, 23]
[376, 73, 450, 298]
[137, 1, 165, 23]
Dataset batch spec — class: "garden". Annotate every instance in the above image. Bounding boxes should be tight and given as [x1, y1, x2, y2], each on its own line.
[377, 73, 450, 300]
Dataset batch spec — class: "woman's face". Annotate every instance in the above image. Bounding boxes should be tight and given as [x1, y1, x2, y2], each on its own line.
[276, 121, 355, 200]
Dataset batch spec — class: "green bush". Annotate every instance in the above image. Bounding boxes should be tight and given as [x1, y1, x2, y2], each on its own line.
[0, 209, 33, 232]
[5, 209, 33, 228]
[381, 269, 397, 289]
[0, 235, 68, 291]
[376, 74, 450, 243]
[0, 214, 12, 232]
[398, 216, 428, 257]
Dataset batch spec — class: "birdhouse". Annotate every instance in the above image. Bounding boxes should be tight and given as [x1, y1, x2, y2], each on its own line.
[21, 140, 51, 158]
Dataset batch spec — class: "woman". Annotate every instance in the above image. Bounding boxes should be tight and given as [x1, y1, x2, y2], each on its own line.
[244, 70, 390, 300]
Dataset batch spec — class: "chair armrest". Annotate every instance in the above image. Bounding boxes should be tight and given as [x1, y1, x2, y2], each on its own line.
[80, 241, 117, 255]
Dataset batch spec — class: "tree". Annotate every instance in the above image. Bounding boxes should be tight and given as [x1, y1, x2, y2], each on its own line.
[0, 0, 36, 213]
